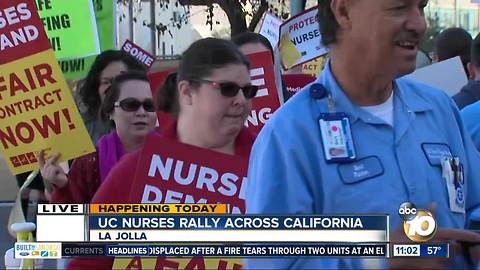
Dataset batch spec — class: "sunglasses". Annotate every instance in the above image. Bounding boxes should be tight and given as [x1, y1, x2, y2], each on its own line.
[114, 98, 155, 112]
[191, 79, 259, 99]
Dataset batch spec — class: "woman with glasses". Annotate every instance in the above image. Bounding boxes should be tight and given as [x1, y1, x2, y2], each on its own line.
[66, 37, 257, 270]
[78, 50, 146, 144]
[38, 71, 157, 204]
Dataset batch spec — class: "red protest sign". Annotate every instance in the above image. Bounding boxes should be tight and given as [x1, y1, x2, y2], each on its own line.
[122, 39, 155, 69]
[0, 1, 51, 65]
[282, 74, 316, 100]
[129, 135, 248, 214]
[148, 68, 176, 101]
[155, 111, 174, 130]
[245, 51, 281, 134]
[148, 69, 176, 128]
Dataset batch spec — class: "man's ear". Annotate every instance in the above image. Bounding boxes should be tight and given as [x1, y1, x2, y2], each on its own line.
[177, 80, 194, 106]
[467, 62, 478, 80]
[331, 0, 353, 30]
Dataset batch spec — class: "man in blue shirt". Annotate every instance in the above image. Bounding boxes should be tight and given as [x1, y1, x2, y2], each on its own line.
[461, 101, 480, 151]
[246, 0, 480, 268]
[456, 34, 480, 110]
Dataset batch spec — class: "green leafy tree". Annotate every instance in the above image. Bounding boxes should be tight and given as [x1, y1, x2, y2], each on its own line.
[179, 0, 291, 36]
[420, 12, 443, 54]
[119, 0, 290, 37]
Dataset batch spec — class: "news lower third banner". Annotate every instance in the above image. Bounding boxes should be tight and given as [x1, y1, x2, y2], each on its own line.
[35, 204, 388, 243]
[20, 204, 452, 260]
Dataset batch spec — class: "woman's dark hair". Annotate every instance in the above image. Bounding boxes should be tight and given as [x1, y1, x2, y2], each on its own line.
[101, 70, 149, 125]
[156, 72, 178, 114]
[318, 0, 339, 46]
[471, 33, 480, 67]
[177, 38, 250, 82]
[163, 38, 250, 116]
[232, 32, 274, 60]
[79, 50, 146, 120]
[434, 27, 472, 76]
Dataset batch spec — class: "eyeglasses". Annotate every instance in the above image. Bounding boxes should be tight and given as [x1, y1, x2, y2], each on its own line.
[191, 79, 259, 99]
[114, 98, 155, 112]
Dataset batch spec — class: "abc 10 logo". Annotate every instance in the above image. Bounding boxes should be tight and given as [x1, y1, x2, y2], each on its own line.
[398, 202, 437, 242]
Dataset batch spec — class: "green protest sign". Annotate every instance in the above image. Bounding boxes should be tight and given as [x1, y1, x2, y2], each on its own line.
[36, 0, 100, 60]
[58, 0, 116, 79]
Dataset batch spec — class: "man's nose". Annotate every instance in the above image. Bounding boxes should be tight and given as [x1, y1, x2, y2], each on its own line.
[405, 8, 427, 36]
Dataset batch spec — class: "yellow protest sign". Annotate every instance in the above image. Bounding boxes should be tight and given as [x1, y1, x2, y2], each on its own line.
[0, 0, 95, 174]
[279, 32, 302, 69]
[302, 56, 327, 76]
[278, 6, 328, 70]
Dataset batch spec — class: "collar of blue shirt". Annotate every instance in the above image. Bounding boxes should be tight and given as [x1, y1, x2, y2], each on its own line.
[318, 60, 433, 126]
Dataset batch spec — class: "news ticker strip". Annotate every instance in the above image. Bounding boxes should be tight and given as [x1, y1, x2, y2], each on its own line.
[38, 204, 228, 214]
[14, 242, 449, 259]
[392, 244, 449, 258]
[15, 243, 387, 259]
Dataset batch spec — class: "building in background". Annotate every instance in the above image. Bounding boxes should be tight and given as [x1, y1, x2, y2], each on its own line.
[114, 0, 480, 58]
[117, 0, 199, 58]
[116, 1, 233, 58]
[115, 0, 298, 58]
[427, 0, 480, 36]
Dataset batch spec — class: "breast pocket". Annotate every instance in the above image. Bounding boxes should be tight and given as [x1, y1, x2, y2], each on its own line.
[421, 143, 453, 166]
[422, 143, 465, 213]
[337, 156, 384, 184]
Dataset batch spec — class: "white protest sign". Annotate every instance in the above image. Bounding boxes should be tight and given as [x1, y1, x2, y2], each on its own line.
[404, 56, 467, 97]
[278, 6, 328, 70]
[259, 13, 283, 48]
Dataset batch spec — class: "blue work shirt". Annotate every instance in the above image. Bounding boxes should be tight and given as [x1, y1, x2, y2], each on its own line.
[461, 101, 480, 151]
[246, 63, 480, 269]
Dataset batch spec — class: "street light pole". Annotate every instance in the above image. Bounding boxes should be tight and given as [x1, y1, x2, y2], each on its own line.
[150, 0, 157, 56]
[454, 0, 458, 27]
[291, 0, 307, 17]
[129, 0, 134, 42]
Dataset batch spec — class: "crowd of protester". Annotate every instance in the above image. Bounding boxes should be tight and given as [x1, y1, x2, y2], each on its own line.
[7, 0, 480, 269]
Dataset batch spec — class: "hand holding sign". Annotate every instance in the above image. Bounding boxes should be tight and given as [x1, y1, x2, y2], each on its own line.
[37, 149, 67, 189]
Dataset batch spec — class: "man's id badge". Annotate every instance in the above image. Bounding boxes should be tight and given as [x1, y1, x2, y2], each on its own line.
[319, 112, 356, 163]
[441, 156, 465, 213]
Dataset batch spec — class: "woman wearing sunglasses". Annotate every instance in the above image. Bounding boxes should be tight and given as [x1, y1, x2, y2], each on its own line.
[78, 50, 146, 144]
[67, 37, 257, 270]
[38, 71, 157, 204]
